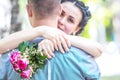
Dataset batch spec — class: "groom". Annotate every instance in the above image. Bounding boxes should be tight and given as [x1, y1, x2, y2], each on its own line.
[0, 0, 100, 80]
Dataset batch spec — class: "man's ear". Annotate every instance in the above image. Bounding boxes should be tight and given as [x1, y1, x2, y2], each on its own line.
[58, 4, 62, 16]
[26, 4, 32, 17]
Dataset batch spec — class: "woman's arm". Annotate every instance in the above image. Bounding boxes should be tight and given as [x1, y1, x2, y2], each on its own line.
[0, 27, 42, 54]
[68, 35, 103, 58]
[0, 26, 70, 54]
[37, 35, 103, 58]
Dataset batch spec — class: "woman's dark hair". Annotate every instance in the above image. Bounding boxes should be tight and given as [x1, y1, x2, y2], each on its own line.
[61, 0, 91, 35]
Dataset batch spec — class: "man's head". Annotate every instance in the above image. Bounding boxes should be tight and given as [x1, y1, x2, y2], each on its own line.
[27, 0, 61, 27]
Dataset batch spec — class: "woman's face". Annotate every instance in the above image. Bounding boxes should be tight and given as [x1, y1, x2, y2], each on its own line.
[58, 2, 82, 34]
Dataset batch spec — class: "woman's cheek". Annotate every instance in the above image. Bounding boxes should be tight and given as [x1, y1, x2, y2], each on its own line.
[66, 27, 72, 34]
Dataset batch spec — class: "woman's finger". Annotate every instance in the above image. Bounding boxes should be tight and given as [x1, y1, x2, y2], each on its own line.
[52, 39, 58, 51]
[63, 34, 71, 48]
[57, 37, 65, 53]
[42, 46, 52, 59]
[46, 46, 55, 57]
[60, 36, 69, 53]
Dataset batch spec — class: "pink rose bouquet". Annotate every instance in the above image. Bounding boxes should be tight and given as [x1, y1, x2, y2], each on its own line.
[10, 41, 47, 79]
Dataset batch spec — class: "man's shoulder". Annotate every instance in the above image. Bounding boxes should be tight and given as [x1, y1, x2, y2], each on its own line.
[53, 46, 100, 80]
[68, 46, 100, 79]
[70, 46, 91, 57]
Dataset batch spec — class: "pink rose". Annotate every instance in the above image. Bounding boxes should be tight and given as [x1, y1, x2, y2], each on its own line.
[13, 63, 20, 72]
[10, 51, 21, 64]
[21, 69, 31, 78]
[18, 58, 29, 70]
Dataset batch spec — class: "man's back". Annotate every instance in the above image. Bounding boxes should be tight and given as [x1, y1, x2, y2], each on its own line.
[32, 47, 100, 80]
[0, 38, 100, 80]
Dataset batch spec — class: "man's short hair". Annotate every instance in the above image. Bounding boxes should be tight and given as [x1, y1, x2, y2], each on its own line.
[28, 0, 60, 19]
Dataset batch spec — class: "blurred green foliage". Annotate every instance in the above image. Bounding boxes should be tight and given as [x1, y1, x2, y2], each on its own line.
[80, 0, 115, 41]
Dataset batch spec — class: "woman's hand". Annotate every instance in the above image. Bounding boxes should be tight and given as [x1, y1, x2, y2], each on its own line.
[38, 39, 55, 58]
[38, 26, 71, 53]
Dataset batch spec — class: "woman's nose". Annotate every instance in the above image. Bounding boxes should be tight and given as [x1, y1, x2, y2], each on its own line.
[59, 17, 66, 25]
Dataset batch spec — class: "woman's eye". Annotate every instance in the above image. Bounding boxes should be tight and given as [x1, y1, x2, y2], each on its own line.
[68, 18, 74, 23]
[60, 12, 64, 17]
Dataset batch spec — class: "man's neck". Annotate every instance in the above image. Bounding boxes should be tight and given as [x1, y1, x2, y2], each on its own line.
[32, 17, 58, 28]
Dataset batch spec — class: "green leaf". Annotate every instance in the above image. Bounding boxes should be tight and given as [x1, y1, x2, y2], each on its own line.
[40, 55, 47, 60]
[18, 41, 29, 52]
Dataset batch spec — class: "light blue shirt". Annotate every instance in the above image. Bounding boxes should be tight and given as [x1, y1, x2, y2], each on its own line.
[0, 38, 100, 80]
